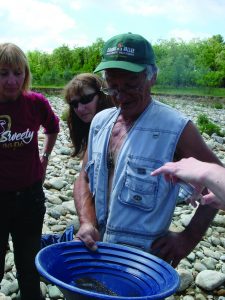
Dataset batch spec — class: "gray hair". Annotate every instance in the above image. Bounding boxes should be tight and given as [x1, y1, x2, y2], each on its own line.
[101, 64, 158, 80]
[145, 64, 158, 80]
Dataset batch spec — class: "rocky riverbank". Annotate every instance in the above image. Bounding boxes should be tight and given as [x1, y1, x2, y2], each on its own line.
[0, 95, 225, 300]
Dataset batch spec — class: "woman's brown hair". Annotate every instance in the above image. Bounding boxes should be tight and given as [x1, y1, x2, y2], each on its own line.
[64, 73, 113, 157]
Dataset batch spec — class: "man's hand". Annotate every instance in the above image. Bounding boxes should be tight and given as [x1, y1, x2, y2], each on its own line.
[151, 230, 198, 268]
[75, 222, 100, 251]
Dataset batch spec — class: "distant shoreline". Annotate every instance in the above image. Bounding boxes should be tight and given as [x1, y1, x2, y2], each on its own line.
[32, 87, 225, 103]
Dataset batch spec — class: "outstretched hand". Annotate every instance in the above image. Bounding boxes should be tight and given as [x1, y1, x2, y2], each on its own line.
[201, 190, 225, 210]
[151, 158, 225, 210]
[151, 157, 204, 188]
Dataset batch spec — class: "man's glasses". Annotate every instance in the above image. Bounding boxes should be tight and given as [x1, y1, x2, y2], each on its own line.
[100, 86, 141, 97]
[69, 92, 99, 109]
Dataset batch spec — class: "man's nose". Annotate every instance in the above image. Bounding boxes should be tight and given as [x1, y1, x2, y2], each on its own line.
[115, 89, 127, 101]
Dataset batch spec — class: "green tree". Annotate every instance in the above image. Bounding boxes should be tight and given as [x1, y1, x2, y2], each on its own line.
[154, 39, 197, 87]
[27, 35, 225, 88]
[81, 38, 104, 72]
[194, 35, 225, 87]
[71, 46, 85, 74]
[51, 45, 73, 75]
[27, 50, 51, 85]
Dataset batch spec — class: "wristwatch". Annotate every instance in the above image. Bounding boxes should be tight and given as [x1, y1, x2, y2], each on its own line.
[42, 152, 50, 160]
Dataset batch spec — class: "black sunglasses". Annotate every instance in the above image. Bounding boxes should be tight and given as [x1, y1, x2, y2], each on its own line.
[69, 92, 99, 109]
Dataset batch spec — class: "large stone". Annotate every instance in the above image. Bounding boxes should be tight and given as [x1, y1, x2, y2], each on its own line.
[177, 269, 194, 292]
[196, 270, 225, 291]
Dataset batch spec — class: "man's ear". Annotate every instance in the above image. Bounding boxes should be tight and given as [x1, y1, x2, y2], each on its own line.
[149, 73, 157, 87]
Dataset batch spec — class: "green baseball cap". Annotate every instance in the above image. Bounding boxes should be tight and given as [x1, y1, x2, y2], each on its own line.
[94, 33, 155, 73]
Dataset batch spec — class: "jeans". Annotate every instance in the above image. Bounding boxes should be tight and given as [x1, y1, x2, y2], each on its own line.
[0, 181, 46, 300]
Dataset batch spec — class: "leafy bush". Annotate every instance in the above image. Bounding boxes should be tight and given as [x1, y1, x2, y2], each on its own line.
[61, 108, 69, 122]
[212, 102, 223, 109]
[197, 114, 224, 136]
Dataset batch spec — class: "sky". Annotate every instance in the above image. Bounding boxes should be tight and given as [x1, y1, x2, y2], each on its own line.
[1, 0, 225, 53]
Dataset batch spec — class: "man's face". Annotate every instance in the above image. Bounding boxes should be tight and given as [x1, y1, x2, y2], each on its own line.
[104, 69, 150, 118]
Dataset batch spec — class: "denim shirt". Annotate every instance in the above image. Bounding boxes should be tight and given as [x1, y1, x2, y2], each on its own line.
[86, 99, 189, 252]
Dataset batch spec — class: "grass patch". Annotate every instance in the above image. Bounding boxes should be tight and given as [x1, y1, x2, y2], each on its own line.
[197, 114, 224, 137]
[152, 86, 225, 98]
[61, 108, 69, 122]
[212, 102, 224, 109]
[32, 84, 64, 89]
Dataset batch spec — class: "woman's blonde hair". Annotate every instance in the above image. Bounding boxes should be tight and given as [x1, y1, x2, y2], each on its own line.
[0, 43, 31, 91]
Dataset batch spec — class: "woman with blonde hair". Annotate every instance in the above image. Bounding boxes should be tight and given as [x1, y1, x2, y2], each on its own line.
[0, 43, 59, 300]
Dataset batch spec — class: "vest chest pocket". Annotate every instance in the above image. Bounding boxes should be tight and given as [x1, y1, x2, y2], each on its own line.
[118, 161, 159, 211]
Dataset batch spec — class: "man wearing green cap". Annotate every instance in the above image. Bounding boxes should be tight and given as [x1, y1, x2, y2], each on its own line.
[74, 33, 222, 267]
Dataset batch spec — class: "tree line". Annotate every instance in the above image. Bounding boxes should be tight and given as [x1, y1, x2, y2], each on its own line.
[27, 34, 225, 88]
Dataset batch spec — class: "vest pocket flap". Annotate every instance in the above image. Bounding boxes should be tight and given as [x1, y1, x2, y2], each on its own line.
[119, 175, 157, 211]
[118, 158, 159, 211]
[125, 174, 156, 194]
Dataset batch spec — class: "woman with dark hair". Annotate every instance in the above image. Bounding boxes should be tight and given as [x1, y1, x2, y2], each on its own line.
[64, 73, 113, 157]
[40, 74, 113, 251]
